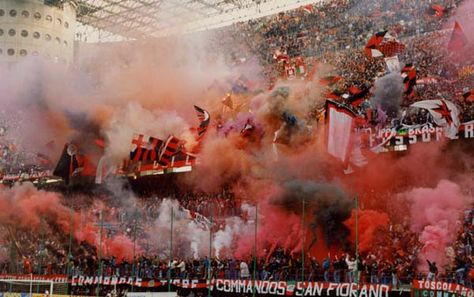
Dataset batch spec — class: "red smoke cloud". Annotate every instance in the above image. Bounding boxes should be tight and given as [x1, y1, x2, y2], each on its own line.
[404, 180, 472, 271]
[344, 209, 389, 254]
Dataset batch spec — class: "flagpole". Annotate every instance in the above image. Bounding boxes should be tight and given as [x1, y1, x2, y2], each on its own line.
[355, 195, 359, 284]
[132, 211, 137, 292]
[67, 210, 74, 295]
[252, 204, 258, 297]
[96, 211, 103, 297]
[208, 208, 213, 297]
[168, 207, 173, 292]
[301, 199, 305, 283]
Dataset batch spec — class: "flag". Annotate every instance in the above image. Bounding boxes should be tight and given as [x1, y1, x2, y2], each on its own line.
[158, 136, 180, 166]
[194, 105, 210, 138]
[95, 156, 106, 184]
[384, 56, 400, 73]
[240, 120, 254, 137]
[221, 93, 233, 109]
[426, 4, 445, 18]
[326, 100, 356, 163]
[448, 21, 468, 52]
[319, 75, 342, 86]
[410, 100, 460, 139]
[130, 134, 163, 162]
[378, 40, 405, 57]
[326, 90, 344, 100]
[348, 86, 369, 107]
[302, 4, 314, 14]
[365, 31, 387, 58]
[53, 144, 79, 185]
[463, 90, 474, 102]
[294, 57, 306, 76]
[401, 63, 416, 97]
[365, 31, 405, 58]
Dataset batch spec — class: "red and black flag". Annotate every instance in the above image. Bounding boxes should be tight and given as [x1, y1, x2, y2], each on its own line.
[426, 4, 445, 18]
[158, 135, 180, 166]
[378, 40, 405, 57]
[319, 75, 342, 86]
[365, 31, 387, 58]
[194, 105, 210, 138]
[130, 134, 163, 162]
[240, 120, 255, 137]
[53, 143, 79, 185]
[463, 90, 474, 102]
[401, 63, 417, 97]
[348, 86, 369, 107]
[448, 21, 468, 52]
[326, 89, 345, 100]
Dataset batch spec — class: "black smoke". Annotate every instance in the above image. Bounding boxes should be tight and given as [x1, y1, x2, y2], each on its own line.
[370, 73, 404, 118]
[273, 180, 354, 248]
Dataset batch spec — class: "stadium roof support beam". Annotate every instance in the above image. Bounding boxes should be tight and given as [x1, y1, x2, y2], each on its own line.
[75, 0, 328, 42]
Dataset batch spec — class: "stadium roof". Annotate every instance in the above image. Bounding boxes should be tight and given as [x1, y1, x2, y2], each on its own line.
[72, 0, 322, 42]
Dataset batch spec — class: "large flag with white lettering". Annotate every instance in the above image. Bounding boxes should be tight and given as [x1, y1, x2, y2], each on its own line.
[326, 101, 356, 163]
[410, 100, 460, 139]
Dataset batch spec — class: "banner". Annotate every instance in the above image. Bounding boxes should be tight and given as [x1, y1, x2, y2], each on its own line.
[365, 121, 474, 153]
[213, 280, 393, 297]
[71, 276, 206, 289]
[71, 276, 404, 297]
[326, 100, 356, 163]
[412, 280, 474, 297]
[0, 274, 67, 283]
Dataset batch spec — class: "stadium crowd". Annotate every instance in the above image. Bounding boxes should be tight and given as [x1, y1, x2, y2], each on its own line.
[1, 186, 473, 289]
[215, 0, 473, 122]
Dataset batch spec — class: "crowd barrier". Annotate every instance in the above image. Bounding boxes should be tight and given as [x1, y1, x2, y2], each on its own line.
[1, 275, 474, 297]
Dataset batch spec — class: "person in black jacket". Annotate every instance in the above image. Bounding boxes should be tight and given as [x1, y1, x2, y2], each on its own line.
[426, 259, 438, 281]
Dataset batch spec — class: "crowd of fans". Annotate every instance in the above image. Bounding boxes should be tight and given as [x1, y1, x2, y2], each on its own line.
[213, 0, 473, 123]
[0, 185, 473, 290]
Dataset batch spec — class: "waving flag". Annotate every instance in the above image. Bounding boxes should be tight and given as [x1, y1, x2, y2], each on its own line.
[448, 22, 468, 52]
[240, 120, 254, 137]
[401, 64, 417, 97]
[365, 31, 387, 58]
[294, 56, 306, 76]
[347, 86, 369, 107]
[221, 93, 233, 109]
[365, 31, 405, 58]
[130, 134, 163, 162]
[302, 4, 315, 14]
[319, 75, 342, 86]
[410, 100, 460, 139]
[326, 101, 356, 163]
[53, 144, 79, 185]
[194, 105, 210, 138]
[158, 135, 181, 166]
[378, 40, 405, 57]
[426, 4, 445, 18]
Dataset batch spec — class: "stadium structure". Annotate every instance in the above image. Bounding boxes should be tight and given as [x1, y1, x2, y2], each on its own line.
[0, 0, 320, 65]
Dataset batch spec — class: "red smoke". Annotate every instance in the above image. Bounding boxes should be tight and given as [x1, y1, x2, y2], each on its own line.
[344, 209, 389, 254]
[404, 180, 471, 271]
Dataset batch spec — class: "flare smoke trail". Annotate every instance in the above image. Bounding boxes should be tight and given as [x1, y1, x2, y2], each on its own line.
[404, 180, 472, 271]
